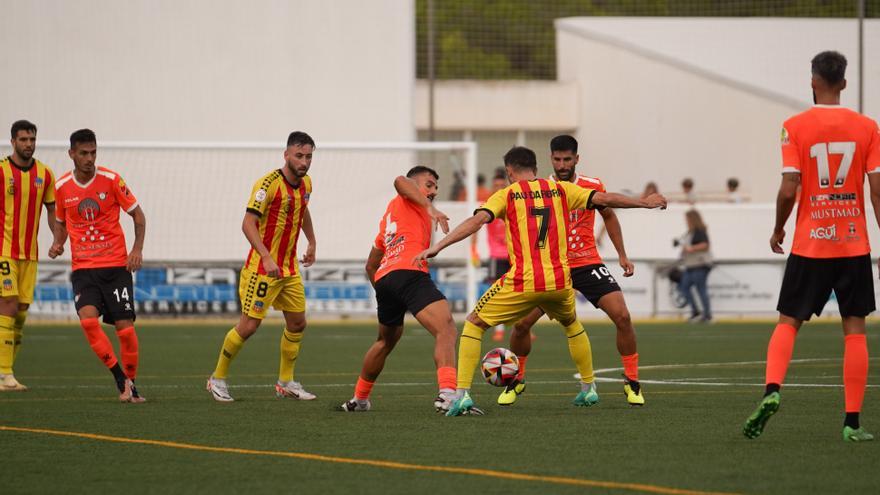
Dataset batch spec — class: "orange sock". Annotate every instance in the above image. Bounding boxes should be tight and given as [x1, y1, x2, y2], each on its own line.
[355, 377, 375, 400]
[116, 326, 139, 379]
[622, 353, 639, 381]
[765, 323, 797, 386]
[81, 318, 118, 369]
[516, 355, 528, 380]
[436, 366, 456, 390]
[844, 334, 868, 413]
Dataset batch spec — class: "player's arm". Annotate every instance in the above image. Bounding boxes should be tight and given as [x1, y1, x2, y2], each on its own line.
[591, 191, 667, 209]
[300, 206, 316, 267]
[365, 247, 384, 288]
[242, 212, 279, 277]
[868, 174, 880, 276]
[414, 210, 492, 262]
[770, 173, 800, 254]
[43, 202, 63, 258]
[126, 206, 146, 272]
[598, 208, 633, 277]
[394, 175, 449, 233]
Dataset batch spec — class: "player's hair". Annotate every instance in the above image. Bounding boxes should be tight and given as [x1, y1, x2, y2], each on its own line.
[10, 120, 37, 139]
[550, 134, 578, 154]
[69, 129, 97, 149]
[287, 131, 315, 148]
[503, 146, 537, 172]
[406, 165, 439, 181]
[727, 177, 739, 190]
[811, 51, 847, 86]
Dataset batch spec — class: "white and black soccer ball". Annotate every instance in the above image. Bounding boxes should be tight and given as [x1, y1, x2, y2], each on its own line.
[481, 347, 519, 387]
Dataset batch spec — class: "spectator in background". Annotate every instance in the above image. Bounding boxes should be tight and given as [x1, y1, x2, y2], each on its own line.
[677, 209, 713, 323]
[456, 173, 491, 202]
[681, 178, 696, 204]
[448, 170, 465, 201]
[727, 177, 744, 203]
[485, 173, 511, 341]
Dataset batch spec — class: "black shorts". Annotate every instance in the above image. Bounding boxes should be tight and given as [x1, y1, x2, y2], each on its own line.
[71, 267, 136, 324]
[777, 254, 875, 321]
[487, 257, 511, 282]
[571, 264, 622, 308]
[374, 270, 446, 327]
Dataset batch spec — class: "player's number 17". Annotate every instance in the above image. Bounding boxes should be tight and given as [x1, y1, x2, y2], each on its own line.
[810, 141, 855, 189]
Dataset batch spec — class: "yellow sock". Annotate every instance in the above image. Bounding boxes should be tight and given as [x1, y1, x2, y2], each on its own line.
[213, 328, 245, 379]
[456, 321, 485, 390]
[12, 310, 26, 364]
[279, 329, 303, 382]
[564, 321, 594, 383]
[0, 315, 15, 374]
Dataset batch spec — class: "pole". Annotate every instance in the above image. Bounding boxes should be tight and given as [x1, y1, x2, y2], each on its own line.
[427, 0, 436, 141]
[858, 0, 865, 113]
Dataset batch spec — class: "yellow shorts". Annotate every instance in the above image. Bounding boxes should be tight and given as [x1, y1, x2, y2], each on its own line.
[239, 267, 306, 319]
[474, 279, 577, 327]
[0, 257, 38, 304]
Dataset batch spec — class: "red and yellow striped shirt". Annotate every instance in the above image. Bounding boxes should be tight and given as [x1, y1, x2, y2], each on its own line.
[243, 170, 312, 277]
[478, 179, 595, 292]
[0, 157, 56, 260]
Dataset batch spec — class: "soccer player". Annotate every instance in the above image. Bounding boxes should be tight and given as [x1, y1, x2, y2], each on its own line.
[339, 166, 457, 412]
[415, 146, 666, 416]
[743, 51, 880, 442]
[0, 120, 58, 392]
[207, 131, 317, 402]
[499, 135, 644, 407]
[49, 129, 147, 402]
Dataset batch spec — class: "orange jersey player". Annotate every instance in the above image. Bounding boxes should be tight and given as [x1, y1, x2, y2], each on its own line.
[339, 166, 460, 413]
[49, 129, 147, 403]
[0, 120, 59, 392]
[207, 131, 317, 403]
[503, 135, 645, 408]
[415, 146, 666, 416]
[744, 51, 880, 442]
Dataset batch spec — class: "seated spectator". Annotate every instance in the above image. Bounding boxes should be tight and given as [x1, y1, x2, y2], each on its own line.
[727, 177, 745, 203]
[681, 178, 696, 204]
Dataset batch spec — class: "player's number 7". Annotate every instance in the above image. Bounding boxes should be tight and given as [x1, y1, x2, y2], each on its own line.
[529, 207, 550, 249]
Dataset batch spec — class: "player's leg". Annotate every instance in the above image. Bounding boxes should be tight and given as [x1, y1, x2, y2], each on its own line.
[542, 289, 598, 407]
[98, 267, 144, 402]
[497, 307, 543, 405]
[596, 291, 643, 405]
[274, 274, 314, 400]
[341, 324, 404, 412]
[488, 257, 511, 342]
[412, 299, 458, 411]
[0, 258, 26, 391]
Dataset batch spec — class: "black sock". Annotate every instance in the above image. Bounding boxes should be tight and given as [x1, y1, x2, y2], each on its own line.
[764, 383, 780, 397]
[110, 364, 127, 392]
[624, 375, 640, 394]
[844, 412, 860, 429]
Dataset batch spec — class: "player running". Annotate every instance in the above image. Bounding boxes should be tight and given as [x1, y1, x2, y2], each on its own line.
[743, 51, 880, 442]
[207, 131, 317, 402]
[49, 129, 147, 402]
[0, 120, 59, 391]
[339, 166, 458, 412]
[415, 146, 666, 416]
[499, 135, 644, 407]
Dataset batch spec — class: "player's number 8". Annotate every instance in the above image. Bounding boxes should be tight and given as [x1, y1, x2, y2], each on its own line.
[0, 261, 9, 276]
[256, 282, 269, 298]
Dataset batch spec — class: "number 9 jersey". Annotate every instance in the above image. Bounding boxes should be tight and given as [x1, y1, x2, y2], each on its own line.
[781, 105, 880, 258]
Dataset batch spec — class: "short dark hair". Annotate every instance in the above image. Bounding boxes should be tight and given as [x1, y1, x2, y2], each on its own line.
[287, 131, 315, 148]
[811, 51, 847, 86]
[550, 134, 578, 154]
[406, 165, 439, 181]
[682, 178, 694, 189]
[727, 177, 739, 190]
[11, 120, 37, 139]
[69, 129, 97, 149]
[503, 146, 537, 172]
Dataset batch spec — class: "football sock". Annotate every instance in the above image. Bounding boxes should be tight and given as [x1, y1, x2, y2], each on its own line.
[116, 326, 139, 379]
[765, 323, 797, 388]
[12, 310, 26, 364]
[516, 355, 528, 380]
[355, 376, 374, 400]
[845, 412, 860, 430]
[213, 328, 245, 380]
[843, 334, 868, 417]
[80, 317, 119, 369]
[622, 353, 639, 381]
[0, 315, 14, 374]
[110, 363, 128, 391]
[279, 329, 303, 382]
[764, 383, 781, 396]
[456, 321, 485, 390]
[565, 321, 594, 384]
[437, 366, 456, 391]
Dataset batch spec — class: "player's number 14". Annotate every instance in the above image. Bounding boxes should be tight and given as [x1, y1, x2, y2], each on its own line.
[810, 141, 855, 189]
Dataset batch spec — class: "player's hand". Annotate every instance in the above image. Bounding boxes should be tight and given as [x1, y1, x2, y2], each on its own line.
[619, 256, 635, 277]
[770, 229, 786, 254]
[127, 249, 143, 272]
[412, 248, 436, 267]
[643, 193, 667, 210]
[262, 257, 281, 278]
[428, 205, 450, 234]
[301, 243, 316, 268]
[48, 243, 64, 259]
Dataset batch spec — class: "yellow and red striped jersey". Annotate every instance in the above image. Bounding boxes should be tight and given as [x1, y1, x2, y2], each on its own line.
[478, 179, 595, 292]
[0, 157, 56, 260]
[243, 170, 312, 277]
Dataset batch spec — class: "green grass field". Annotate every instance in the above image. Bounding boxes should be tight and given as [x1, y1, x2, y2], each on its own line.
[1, 320, 877, 494]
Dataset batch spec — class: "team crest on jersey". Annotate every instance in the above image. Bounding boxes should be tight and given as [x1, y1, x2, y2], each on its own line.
[252, 300, 265, 313]
[34, 177, 44, 188]
[77, 198, 101, 222]
[98, 192, 107, 201]
[6, 177, 14, 195]
[3, 279, 12, 291]
[303, 192, 310, 203]
[255, 189, 267, 202]
[780, 127, 790, 145]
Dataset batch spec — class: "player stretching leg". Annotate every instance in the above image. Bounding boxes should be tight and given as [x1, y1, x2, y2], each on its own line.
[415, 147, 666, 416]
[207, 132, 317, 402]
[50, 129, 146, 402]
[500, 135, 643, 407]
[743, 51, 879, 442]
[0, 120, 59, 391]
[339, 167, 458, 412]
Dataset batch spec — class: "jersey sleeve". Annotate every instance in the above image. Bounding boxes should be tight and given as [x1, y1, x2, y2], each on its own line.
[476, 188, 507, 221]
[54, 183, 65, 222]
[559, 181, 596, 210]
[780, 123, 800, 174]
[246, 178, 274, 216]
[43, 167, 56, 205]
[867, 120, 880, 174]
[113, 174, 139, 213]
[374, 213, 387, 251]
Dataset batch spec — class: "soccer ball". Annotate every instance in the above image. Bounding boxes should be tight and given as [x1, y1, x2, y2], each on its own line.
[481, 348, 519, 387]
